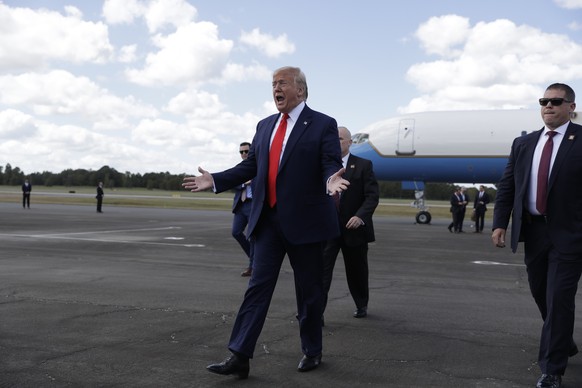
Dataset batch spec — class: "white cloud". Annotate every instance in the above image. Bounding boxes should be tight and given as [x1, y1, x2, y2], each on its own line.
[132, 118, 193, 147]
[165, 89, 225, 118]
[219, 62, 272, 84]
[0, 3, 114, 70]
[143, 0, 197, 33]
[119, 45, 138, 63]
[0, 109, 38, 139]
[554, 0, 582, 9]
[102, 0, 144, 25]
[240, 28, 296, 58]
[125, 22, 233, 87]
[102, 0, 196, 33]
[401, 16, 582, 112]
[0, 70, 158, 130]
[414, 15, 471, 58]
[568, 21, 582, 30]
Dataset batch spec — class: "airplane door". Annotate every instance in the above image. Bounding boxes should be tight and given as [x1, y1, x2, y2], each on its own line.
[396, 119, 415, 155]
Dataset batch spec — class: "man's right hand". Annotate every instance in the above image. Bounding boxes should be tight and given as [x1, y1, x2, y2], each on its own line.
[182, 166, 214, 192]
[491, 228, 506, 248]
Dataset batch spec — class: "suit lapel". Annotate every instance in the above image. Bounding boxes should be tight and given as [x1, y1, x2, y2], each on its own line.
[344, 155, 356, 181]
[548, 122, 578, 190]
[278, 105, 312, 171]
[516, 130, 541, 200]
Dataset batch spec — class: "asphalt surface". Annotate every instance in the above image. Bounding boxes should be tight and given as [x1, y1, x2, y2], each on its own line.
[1, 202, 582, 387]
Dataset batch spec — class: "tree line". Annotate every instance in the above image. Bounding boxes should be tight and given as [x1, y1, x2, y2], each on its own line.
[0, 163, 495, 201]
[0, 163, 184, 191]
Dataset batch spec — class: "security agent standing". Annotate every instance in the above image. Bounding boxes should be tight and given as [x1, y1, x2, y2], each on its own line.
[472, 185, 490, 233]
[22, 178, 32, 209]
[322, 126, 379, 320]
[492, 83, 581, 388]
[96, 182, 104, 213]
[232, 142, 254, 277]
[448, 187, 464, 233]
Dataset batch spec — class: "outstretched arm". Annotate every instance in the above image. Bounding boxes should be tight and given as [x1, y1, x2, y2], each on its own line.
[182, 167, 214, 192]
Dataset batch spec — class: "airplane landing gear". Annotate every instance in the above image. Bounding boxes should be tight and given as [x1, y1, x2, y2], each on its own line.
[412, 189, 432, 224]
[415, 210, 432, 224]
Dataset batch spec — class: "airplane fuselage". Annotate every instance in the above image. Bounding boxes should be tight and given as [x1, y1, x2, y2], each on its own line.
[350, 109, 582, 184]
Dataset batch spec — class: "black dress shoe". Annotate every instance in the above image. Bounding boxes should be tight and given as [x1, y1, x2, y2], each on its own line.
[448, 225, 453, 233]
[536, 374, 561, 388]
[353, 307, 367, 318]
[207, 353, 249, 379]
[297, 354, 321, 372]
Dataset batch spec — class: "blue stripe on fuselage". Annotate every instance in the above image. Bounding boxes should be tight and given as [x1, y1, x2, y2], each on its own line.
[350, 142, 507, 183]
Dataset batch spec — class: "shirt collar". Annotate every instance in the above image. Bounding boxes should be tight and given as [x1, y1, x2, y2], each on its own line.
[543, 121, 570, 137]
[286, 101, 305, 123]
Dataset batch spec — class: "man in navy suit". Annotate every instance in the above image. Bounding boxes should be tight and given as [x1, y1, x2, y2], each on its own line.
[22, 178, 31, 209]
[322, 126, 379, 321]
[493, 83, 581, 388]
[232, 141, 254, 277]
[183, 66, 349, 378]
[472, 185, 490, 233]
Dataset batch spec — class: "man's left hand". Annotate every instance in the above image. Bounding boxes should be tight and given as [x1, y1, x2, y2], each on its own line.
[327, 168, 349, 195]
[346, 216, 364, 229]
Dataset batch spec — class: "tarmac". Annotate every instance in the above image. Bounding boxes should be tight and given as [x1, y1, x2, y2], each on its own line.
[1, 202, 582, 387]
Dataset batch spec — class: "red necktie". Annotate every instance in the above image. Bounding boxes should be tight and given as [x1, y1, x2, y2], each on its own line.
[536, 131, 557, 215]
[268, 113, 289, 207]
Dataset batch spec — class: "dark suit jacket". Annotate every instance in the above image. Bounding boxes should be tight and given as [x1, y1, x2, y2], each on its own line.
[212, 105, 342, 245]
[473, 191, 490, 212]
[450, 193, 463, 213]
[232, 182, 253, 213]
[493, 121, 582, 253]
[22, 183, 31, 194]
[339, 154, 379, 247]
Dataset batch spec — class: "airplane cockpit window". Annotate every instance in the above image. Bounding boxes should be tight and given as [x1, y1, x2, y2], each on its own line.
[351, 133, 369, 144]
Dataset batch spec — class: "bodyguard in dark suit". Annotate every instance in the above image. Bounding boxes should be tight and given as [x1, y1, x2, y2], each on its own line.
[22, 179, 31, 209]
[232, 141, 254, 277]
[472, 185, 490, 233]
[448, 187, 464, 233]
[183, 66, 349, 378]
[492, 83, 581, 388]
[96, 182, 104, 213]
[322, 126, 379, 320]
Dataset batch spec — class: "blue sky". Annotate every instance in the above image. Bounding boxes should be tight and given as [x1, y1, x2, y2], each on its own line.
[1, 0, 582, 175]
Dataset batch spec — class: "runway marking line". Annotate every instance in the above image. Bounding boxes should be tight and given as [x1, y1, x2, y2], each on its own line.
[0, 226, 205, 248]
[472, 260, 524, 267]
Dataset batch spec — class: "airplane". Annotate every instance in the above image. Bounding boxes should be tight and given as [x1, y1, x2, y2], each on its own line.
[349, 109, 582, 224]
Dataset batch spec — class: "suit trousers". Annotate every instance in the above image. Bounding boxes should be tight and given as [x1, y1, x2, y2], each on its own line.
[451, 208, 463, 232]
[232, 200, 253, 267]
[524, 221, 582, 375]
[474, 208, 486, 232]
[322, 237, 369, 312]
[228, 206, 324, 359]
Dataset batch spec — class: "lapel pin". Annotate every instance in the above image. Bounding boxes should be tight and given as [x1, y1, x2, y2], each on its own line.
[304, 121, 308, 125]
[569, 135, 575, 140]
[350, 164, 355, 169]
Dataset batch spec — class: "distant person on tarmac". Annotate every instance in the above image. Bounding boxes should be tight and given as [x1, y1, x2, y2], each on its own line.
[96, 182, 104, 213]
[22, 178, 31, 209]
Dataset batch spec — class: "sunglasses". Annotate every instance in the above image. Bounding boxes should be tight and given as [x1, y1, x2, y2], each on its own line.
[539, 98, 573, 106]
[239, 150, 249, 154]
